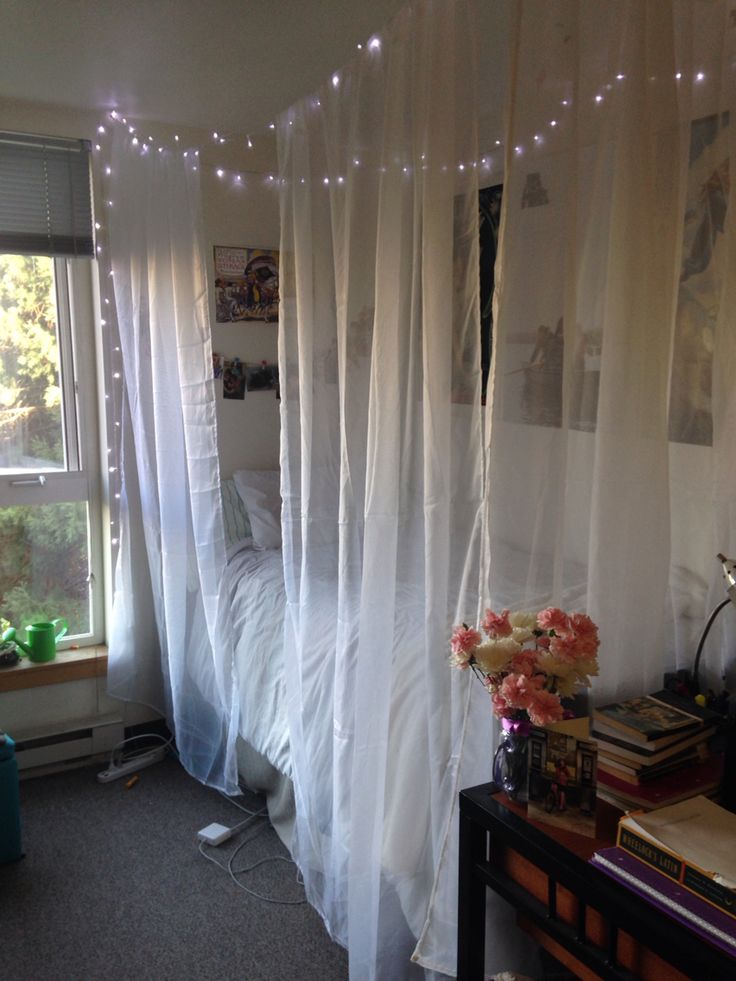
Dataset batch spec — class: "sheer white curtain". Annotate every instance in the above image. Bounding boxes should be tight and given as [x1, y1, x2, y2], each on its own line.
[489, 0, 736, 700]
[104, 125, 239, 793]
[276, 1, 519, 977]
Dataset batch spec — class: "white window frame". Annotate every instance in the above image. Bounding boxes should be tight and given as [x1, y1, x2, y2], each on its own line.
[0, 255, 105, 647]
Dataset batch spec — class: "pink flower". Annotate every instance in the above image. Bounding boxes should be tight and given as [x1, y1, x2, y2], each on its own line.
[537, 607, 570, 634]
[526, 688, 565, 726]
[549, 632, 581, 661]
[491, 692, 510, 717]
[509, 647, 538, 677]
[498, 672, 542, 712]
[451, 625, 482, 655]
[569, 613, 599, 657]
[482, 608, 513, 638]
[570, 612, 597, 638]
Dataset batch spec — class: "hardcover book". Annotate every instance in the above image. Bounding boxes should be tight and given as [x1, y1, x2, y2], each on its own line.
[597, 753, 723, 810]
[593, 693, 705, 742]
[592, 715, 711, 749]
[591, 727, 711, 766]
[598, 744, 707, 784]
[616, 796, 736, 920]
[526, 718, 598, 838]
[590, 846, 736, 957]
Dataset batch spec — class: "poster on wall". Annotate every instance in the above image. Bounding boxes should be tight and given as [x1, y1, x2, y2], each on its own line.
[668, 111, 730, 446]
[214, 246, 279, 323]
[479, 183, 503, 405]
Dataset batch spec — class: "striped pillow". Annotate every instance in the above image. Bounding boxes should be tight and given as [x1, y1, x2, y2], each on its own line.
[221, 477, 252, 548]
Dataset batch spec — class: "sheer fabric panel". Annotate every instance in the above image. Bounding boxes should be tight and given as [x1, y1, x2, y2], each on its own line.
[489, 0, 736, 699]
[277, 1, 512, 976]
[105, 127, 239, 792]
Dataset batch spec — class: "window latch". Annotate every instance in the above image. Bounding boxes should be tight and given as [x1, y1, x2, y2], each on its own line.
[9, 474, 46, 486]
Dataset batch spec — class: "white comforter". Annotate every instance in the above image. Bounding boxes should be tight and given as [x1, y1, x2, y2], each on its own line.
[223, 540, 291, 776]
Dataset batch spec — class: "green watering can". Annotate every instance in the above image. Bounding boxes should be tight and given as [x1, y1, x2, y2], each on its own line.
[1, 620, 68, 663]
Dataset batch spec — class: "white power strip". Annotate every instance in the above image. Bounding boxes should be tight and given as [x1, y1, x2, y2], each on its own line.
[97, 746, 167, 783]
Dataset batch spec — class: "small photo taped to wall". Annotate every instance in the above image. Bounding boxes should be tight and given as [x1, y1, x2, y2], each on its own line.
[245, 361, 279, 392]
[222, 359, 246, 399]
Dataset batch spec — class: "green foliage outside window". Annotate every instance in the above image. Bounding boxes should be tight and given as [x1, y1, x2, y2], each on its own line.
[0, 255, 89, 635]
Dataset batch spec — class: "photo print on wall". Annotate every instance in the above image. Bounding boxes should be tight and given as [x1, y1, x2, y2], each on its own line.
[214, 245, 279, 323]
[222, 359, 246, 399]
[214, 354, 279, 399]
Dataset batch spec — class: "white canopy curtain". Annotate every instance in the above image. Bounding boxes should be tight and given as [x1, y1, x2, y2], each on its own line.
[489, 0, 736, 700]
[103, 125, 239, 793]
[275, 1, 526, 977]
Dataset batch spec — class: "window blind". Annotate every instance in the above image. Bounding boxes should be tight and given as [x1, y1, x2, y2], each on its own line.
[0, 131, 94, 257]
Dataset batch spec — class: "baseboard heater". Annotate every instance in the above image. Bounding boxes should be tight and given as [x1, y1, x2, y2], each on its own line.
[13, 714, 125, 775]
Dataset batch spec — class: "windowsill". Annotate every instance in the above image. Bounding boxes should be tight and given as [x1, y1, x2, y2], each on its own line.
[0, 645, 108, 693]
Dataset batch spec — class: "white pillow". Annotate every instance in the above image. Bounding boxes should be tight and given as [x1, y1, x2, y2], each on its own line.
[232, 469, 281, 549]
[221, 477, 252, 548]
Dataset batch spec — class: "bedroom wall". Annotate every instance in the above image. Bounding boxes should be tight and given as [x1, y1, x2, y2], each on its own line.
[1, 98, 281, 478]
[0, 97, 279, 744]
[205, 142, 281, 477]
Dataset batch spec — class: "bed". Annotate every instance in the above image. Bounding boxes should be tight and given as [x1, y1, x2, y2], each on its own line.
[218, 469, 445, 929]
[220, 471, 295, 847]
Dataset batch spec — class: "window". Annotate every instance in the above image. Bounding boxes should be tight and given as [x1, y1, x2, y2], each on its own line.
[0, 132, 102, 646]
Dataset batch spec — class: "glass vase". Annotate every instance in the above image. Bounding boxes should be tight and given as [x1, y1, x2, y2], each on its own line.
[492, 718, 531, 802]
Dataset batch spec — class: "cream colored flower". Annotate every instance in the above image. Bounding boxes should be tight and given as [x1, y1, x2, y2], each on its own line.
[553, 672, 580, 698]
[535, 651, 573, 679]
[574, 657, 599, 679]
[474, 636, 521, 674]
[509, 611, 538, 631]
[511, 626, 534, 645]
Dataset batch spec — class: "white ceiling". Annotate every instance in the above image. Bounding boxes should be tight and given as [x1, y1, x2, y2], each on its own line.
[0, 0, 409, 136]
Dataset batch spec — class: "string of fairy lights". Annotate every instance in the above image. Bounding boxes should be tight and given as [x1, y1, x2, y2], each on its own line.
[93, 57, 713, 191]
[91, 23, 711, 552]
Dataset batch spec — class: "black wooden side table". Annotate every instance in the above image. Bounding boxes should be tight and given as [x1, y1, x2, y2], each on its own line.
[457, 782, 735, 980]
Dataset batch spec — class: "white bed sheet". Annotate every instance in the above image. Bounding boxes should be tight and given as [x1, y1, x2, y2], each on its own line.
[224, 539, 291, 776]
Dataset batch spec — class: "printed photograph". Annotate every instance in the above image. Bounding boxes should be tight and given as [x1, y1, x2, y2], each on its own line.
[244, 361, 279, 392]
[214, 246, 280, 323]
[527, 726, 598, 837]
[222, 359, 246, 399]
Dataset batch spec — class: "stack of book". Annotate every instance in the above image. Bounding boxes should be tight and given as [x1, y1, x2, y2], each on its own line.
[592, 689, 722, 811]
[590, 795, 736, 956]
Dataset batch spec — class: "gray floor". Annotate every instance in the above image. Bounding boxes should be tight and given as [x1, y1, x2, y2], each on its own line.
[2, 755, 348, 981]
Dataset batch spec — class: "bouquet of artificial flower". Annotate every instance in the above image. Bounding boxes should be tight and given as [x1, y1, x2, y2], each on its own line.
[450, 607, 599, 726]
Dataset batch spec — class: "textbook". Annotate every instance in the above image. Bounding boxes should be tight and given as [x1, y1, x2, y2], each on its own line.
[591, 726, 711, 767]
[592, 715, 709, 750]
[597, 753, 723, 810]
[590, 846, 736, 957]
[598, 744, 707, 784]
[593, 693, 707, 742]
[616, 796, 736, 920]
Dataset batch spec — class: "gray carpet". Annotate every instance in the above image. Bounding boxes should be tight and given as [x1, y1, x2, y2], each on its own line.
[2, 755, 348, 981]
